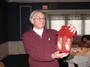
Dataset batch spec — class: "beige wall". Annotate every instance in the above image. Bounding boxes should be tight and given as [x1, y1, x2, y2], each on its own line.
[8, 41, 26, 55]
[0, 41, 26, 60]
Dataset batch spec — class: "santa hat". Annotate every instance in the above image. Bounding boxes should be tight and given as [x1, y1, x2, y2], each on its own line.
[57, 26, 75, 38]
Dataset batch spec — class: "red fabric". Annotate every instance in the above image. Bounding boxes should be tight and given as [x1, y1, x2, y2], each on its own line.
[57, 26, 74, 38]
[57, 26, 74, 53]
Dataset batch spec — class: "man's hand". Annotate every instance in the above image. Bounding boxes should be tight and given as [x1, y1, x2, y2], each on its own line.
[67, 24, 77, 34]
[52, 51, 69, 59]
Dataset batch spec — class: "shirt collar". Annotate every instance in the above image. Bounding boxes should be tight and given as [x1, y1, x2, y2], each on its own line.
[33, 27, 44, 37]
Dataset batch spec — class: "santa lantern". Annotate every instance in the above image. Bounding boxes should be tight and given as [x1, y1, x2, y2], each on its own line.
[56, 25, 75, 53]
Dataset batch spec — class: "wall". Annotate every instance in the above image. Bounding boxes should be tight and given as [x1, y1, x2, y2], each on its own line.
[8, 3, 20, 41]
[8, 41, 26, 54]
[0, 0, 8, 60]
[0, 0, 8, 43]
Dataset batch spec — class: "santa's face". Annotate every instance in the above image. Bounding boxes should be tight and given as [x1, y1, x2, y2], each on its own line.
[57, 36, 73, 53]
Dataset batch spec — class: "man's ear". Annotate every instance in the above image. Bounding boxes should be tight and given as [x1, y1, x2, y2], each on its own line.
[29, 18, 34, 24]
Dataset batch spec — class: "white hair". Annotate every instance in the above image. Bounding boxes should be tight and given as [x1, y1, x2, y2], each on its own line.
[30, 10, 45, 19]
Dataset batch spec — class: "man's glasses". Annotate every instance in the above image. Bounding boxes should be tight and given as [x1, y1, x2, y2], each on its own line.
[33, 17, 46, 20]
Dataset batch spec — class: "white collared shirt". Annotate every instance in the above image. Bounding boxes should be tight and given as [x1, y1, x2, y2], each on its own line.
[33, 27, 44, 37]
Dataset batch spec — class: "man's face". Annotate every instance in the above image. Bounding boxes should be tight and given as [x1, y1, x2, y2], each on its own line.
[57, 36, 72, 52]
[31, 12, 45, 29]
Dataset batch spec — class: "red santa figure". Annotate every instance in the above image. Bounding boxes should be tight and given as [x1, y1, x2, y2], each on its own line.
[57, 25, 75, 54]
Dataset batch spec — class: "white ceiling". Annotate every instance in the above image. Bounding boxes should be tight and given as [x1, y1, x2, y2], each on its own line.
[7, 0, 90, 3]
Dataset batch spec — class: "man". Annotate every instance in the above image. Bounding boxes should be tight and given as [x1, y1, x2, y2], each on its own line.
[23, 10, 76, 67]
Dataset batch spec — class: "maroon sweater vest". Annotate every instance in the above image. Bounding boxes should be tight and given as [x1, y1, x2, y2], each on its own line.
[23, 29, 59, 67]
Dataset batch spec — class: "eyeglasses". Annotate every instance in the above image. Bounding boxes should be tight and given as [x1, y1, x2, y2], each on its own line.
[33, 17, 46, 20]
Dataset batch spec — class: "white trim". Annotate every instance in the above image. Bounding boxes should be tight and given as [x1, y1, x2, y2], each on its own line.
[41, 10, 90, 14]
